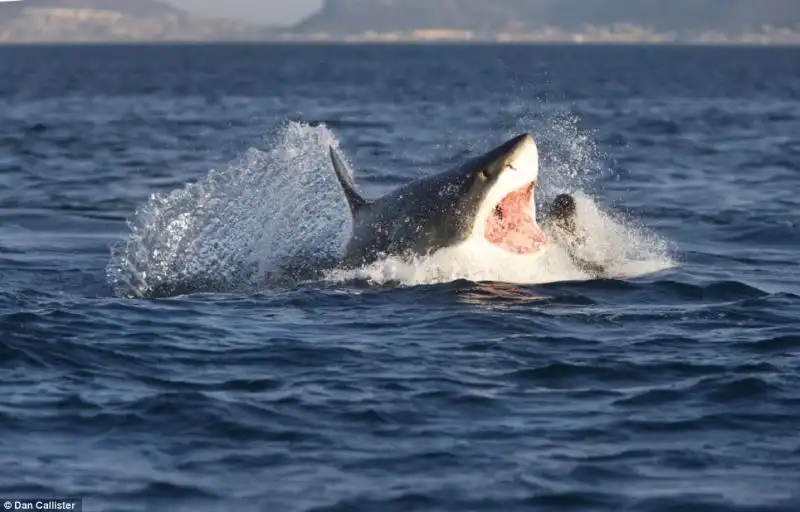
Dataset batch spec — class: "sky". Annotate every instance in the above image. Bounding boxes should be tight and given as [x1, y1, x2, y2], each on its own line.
[163, 0, 323, 25]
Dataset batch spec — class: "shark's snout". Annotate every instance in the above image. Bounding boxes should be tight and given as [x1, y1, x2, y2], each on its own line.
[505, 134, 539, 178]
[482, 133, 538, 180]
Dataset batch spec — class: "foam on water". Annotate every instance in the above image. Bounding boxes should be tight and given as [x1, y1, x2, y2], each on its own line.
[107, 120, 674, 298]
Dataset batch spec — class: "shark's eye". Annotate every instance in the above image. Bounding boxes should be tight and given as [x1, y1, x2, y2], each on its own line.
[478, 170, 488, 182]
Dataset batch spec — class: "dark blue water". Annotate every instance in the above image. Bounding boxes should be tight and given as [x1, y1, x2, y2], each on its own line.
[1, 44, 799, 511]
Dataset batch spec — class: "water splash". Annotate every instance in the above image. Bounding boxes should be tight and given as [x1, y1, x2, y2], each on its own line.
[107, 121, 351, 298]
[107, 119, 674, 298]
[535, 110, 607, 199]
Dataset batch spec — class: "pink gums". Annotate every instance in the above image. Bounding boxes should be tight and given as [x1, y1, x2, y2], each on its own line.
[484, 183, 549, 254]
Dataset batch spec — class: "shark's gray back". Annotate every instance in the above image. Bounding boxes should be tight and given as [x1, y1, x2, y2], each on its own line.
[341, 166, 479, 267]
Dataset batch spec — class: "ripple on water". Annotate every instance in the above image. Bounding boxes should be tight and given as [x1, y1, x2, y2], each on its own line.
[0, 44, 799, 512]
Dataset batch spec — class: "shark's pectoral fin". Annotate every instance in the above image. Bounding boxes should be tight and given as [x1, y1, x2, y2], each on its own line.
[329, 146, 368, 215]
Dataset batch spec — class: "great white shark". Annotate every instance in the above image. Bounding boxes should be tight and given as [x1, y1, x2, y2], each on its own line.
[329, 133, 556, 268]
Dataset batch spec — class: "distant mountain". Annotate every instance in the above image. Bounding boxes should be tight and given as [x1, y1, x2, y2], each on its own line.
[296, 0, 800, 35]
[33, 0, 180, 17]
[0, 0, 271, 43]
[1, 0, 798, 44]
[0, 0, 181, 21]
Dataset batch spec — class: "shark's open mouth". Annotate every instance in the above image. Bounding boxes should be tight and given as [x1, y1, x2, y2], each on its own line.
[484, 182, 548, 254]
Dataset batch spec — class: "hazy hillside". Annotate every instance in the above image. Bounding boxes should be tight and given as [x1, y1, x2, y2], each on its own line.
[0, 0, 270, 42]
[1, 0, 798, 43]
[296, 0, 800, 34]
[0, 0, 181, 21]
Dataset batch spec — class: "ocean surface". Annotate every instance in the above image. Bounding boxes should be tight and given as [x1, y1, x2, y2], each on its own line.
[0, 43, 798, 511]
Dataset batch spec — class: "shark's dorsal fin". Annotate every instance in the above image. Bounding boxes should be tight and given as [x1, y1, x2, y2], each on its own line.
[329, 146, 368, 215]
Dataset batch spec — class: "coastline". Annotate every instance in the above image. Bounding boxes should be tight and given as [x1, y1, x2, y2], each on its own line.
[1, 38, 799, 47]
[0, 10, 798, 46]
[1, 6, 798, 46]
